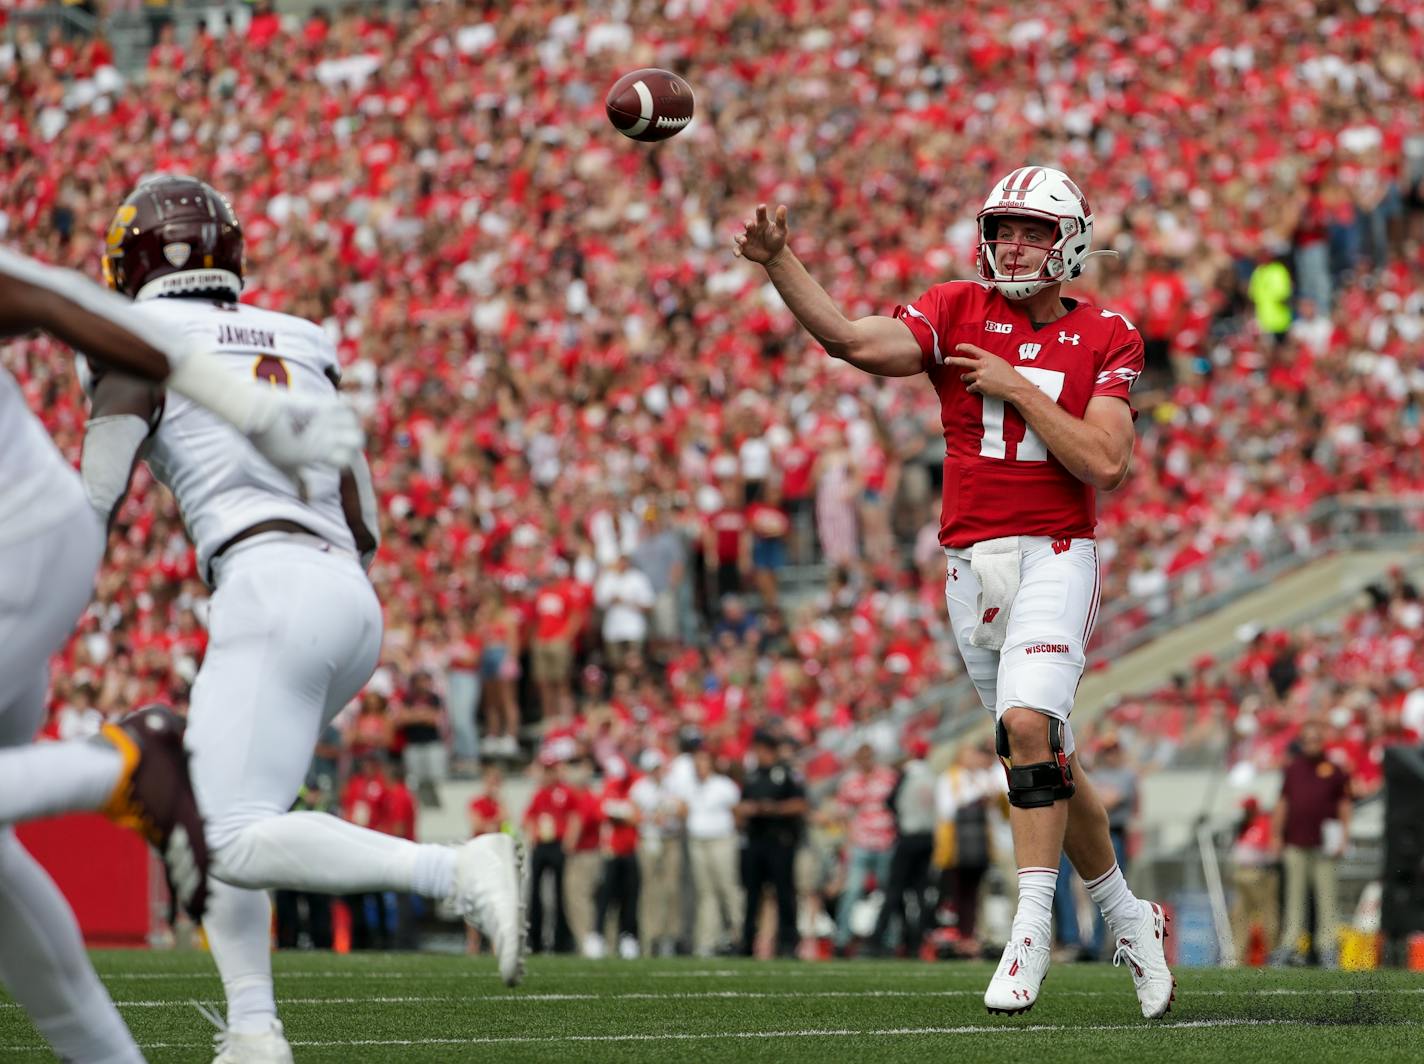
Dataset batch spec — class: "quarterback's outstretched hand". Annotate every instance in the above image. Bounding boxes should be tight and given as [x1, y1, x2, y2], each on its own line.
[245, 390, 365, 476]
[946, 343, 1025, 400]
[734, 203, 790, 266]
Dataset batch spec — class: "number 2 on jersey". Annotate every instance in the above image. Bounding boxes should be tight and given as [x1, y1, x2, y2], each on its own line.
[254, 356, 290, 389]
[979, 367, 1065, 463]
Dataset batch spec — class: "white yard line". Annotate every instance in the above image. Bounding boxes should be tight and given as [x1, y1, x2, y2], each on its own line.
[4, 986, 1420, 1010]
[8, 1016, 1418, 1054]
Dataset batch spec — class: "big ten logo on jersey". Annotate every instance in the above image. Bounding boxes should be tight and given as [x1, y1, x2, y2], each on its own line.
[254, 356, 290, 389]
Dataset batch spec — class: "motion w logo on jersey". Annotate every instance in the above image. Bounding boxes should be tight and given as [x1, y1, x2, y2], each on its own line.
[1018, 343, 1041, 361]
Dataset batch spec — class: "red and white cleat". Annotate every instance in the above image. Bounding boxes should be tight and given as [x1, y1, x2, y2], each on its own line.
[1113, 901, 1177, 1019]
[984, 935, 1051, 1015]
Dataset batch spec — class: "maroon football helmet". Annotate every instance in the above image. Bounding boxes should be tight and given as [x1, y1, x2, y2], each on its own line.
[102, 174, 243, 302]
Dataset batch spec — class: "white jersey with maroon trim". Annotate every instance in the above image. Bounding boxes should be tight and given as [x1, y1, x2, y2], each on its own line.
[128, 298, 356, 581]
[893, 280, 1143, 548]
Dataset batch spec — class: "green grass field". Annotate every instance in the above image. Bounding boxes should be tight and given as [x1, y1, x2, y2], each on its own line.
[2, 951, 1421, 1063]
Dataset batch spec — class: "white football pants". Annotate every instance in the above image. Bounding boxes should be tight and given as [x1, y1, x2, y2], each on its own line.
[191, 535, 458, 1034]
[944, 536, 1102, 756]
[0, 501, 144, 1063]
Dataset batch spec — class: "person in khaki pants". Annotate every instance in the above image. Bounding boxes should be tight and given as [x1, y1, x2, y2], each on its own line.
[1270, 721, 1352, 966]
[629, 750, 686, 956]
[562, 760, 605, 956]
[1229, 797, 1280, 964]
[678, 748, 742, 956]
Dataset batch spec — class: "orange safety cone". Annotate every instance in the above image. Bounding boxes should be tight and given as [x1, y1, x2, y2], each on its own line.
[332, 899, 351, 955]
[1246, 923, 1267, 968]
[1408, 932, 1424, 971]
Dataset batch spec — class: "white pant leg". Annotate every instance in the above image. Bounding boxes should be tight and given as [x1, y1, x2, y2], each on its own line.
[191, 539, 455, 899]
[995, 538, 1100, 755]
[944, 551, 1000, 717]
[0, 510, 141, 1062]
[187, 540, 384, 854]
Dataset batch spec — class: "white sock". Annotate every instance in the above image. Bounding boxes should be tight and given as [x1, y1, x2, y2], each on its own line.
[213, 811, 457, 896]
[0, 740, 122, 823]
[0, 829, 143, 1064]
[1085, 863, 1142, 938]
[203, 880, 277, 1036]
[1010, 866, 1057, 947]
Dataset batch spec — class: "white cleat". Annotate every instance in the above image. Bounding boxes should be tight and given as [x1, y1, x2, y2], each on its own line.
[983, 935, 1051, 1015]
[1112, 900, 1177, 1018]
[453, 832, 527, 987]
[210, 1020, 294, 1064]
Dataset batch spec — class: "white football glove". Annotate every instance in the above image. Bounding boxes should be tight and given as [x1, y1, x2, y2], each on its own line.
[245, 389, 365, 475]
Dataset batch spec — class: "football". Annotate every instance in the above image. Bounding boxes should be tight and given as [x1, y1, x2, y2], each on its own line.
[605, 68, 694, 142]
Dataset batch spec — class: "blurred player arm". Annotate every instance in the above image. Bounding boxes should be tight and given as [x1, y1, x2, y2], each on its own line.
[733, 204, 921, 377]
[82, 370, 163, 528]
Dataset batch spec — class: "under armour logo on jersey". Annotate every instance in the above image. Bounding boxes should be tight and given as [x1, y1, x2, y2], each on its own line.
[951, 567, 959, 581]
[986, 320, 1013, 334]
[1058, 331, 1080, 345]
[1018, 342, 1041, 360]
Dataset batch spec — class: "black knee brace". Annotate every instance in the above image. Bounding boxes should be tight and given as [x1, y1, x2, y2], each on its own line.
[996, 716, 1075, 809]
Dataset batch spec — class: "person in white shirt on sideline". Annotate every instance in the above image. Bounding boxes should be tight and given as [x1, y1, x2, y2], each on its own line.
[675, 747, 742, 957]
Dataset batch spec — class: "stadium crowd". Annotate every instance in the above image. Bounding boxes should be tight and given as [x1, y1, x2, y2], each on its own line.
[4, 0, 1424, 955]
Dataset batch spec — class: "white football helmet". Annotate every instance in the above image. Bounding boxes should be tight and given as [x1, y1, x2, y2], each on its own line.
[976, 166, 1094, 301]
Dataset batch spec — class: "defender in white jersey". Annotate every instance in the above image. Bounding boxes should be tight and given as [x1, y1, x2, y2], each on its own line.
[82, 176, 525, 1064]
[0, 231, 364, 1062]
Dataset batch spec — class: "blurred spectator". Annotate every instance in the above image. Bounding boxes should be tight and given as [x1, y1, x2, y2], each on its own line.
[562, 758, 605, 957]
[1248, 247, 1293, 345]
[629, 749, 686, 958]
[746, 489, 791, 608]
[346, 692, 393, 762]
[396, 671, 446, 808]
[340, 754, 402, 950]
[1084, 734, 1138, 959]
[1271, 720, 1353, 967]
[737, 729, 806, 959]
[594, 554, 655, 669]
[629, 507, 689, 656]
[274, 781, 334, 951]
[531, 564, 587, 725]
[523, 757, 575, 955]
[934, 743, 1004, 957]
[1229, 797, 1279, 967]
[443, 617, 481, 775]
[591, 761, 641, 960]
[703, 491, 750, 607]
[832, 743, 897, 955]
[872, 736, 937, 956]
[680, 747, 742, 958]
[476, 588, 522, 761]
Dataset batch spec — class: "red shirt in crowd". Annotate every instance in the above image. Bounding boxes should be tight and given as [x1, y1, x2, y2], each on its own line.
[568, 788, 604, 853]
[383, 781, 417, 841]
[600, 777, 640, 858]
[894, 281, 1144, 547]
[706, 507, 749, 564]
[469, 794, 505, 834]
[836, 765, 899, 852]
[533, 578, 586, 643]
[523, 781, 576, 844]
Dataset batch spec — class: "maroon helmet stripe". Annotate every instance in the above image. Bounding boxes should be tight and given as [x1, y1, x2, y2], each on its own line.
[1018, 167, 1044, 191]
[1001, 167, 1025, 193]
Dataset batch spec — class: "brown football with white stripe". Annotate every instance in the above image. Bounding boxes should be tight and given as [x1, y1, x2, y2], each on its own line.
[605, 68, 694, 143]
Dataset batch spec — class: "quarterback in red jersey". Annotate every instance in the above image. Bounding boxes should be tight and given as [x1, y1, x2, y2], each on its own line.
[735, 166, 1173, 1018]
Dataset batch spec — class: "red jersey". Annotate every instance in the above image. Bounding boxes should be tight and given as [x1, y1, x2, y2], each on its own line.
[532, 579, 584, 642]
[893, 280, 1144, 547]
